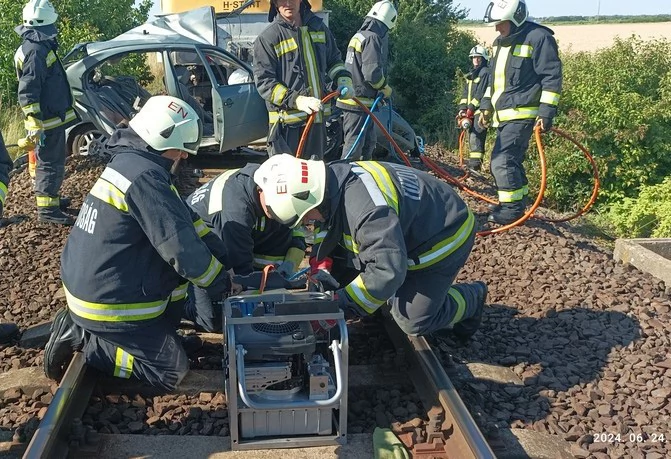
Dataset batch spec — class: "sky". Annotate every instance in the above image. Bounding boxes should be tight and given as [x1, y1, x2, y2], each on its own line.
[144, 0, 671, 20]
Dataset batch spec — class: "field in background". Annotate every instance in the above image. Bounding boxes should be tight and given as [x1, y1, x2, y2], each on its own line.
[461, 21, 671, 52]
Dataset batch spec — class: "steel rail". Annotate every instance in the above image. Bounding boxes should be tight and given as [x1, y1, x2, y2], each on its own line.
[23, 352, 97, 459]
[382, 312, 496, 458]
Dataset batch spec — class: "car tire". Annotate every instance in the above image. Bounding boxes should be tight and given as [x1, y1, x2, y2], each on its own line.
[68, 124, 107, 157]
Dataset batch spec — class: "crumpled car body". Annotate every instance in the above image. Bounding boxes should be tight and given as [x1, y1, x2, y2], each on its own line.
[63, 7, 268, 156]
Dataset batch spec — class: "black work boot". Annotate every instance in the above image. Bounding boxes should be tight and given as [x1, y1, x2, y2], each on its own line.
[0, 322, 20, 344]
[467, 158, 482, 172]
[177, 330, 203, 356]
[487, 200, 526, 225]
[59, 196, 71, 209]
[38, 207, 75, 226]
[452, 281, 488, 341]
[44, 308, 86, 381]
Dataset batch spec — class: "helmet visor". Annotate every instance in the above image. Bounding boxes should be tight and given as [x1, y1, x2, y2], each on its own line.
[183, 117, 203, 154]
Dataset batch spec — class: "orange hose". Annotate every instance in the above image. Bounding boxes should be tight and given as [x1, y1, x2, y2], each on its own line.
[296, 91, 340, 159]
[259, 264, 275, 294]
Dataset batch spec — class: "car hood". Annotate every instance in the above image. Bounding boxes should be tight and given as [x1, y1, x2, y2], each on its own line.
[86, 6, 219, 54]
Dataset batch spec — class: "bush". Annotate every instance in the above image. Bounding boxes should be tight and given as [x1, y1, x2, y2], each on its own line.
[607, 178, 671, 238]
[539, 37, 671, 211]
[328, 0, 476, 144]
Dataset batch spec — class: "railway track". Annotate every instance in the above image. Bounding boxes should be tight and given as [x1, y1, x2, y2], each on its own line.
[20, 311, 496, 458]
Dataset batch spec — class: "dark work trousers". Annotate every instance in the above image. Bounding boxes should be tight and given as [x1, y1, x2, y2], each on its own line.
[390, 229, 479, 336]
[183, 284, 221, 333]
[468, 114, 488, 159]
[267, 121, 326, 160]
[341, 109, 376, 161]
[35, 129, 66, 199]
[79, 299, 189, 392]
[490, 120, 534, 205]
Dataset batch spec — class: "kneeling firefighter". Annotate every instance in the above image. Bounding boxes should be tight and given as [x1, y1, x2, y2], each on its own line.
[45, 96, 240, 390]
[253, 154, 488, 340]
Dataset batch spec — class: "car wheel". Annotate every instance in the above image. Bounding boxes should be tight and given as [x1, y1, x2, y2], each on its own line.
[69, 125, 107, 156]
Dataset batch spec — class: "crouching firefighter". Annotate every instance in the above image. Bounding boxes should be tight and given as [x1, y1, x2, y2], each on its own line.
[457, 45, 491, 172]
[254, 154, 488, 340]
[184, 166, 307, 332]
[45, 96, 241, 391]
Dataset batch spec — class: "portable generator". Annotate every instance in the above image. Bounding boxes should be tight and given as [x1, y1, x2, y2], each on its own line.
[223, 290, 348, 450]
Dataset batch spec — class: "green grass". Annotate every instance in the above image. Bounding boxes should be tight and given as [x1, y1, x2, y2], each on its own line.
[0, 103, 27, 160]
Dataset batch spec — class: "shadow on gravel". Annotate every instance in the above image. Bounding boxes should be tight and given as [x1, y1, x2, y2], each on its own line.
[442, 304, 641, 436]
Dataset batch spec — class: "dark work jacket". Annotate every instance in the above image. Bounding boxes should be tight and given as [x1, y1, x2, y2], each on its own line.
[0, 131, 11, 208]
[60, 128, 231, 332]
[480, 22, 562, 127]
[14, 25, 78, 130]
[458, 63, 491, 113]
[186, 164, 306, 275]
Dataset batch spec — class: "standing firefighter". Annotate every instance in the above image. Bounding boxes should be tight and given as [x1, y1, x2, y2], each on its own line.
[14, 0, 78, 225]
[253, 0, 354, 159]
[337, 0, 397, 161]
[457, 45, 491, 172]
[254, 154, 488, 340]
[45, 96, 240, 390]
[479, 0, 562, 225]
[184, 167, 306, 332]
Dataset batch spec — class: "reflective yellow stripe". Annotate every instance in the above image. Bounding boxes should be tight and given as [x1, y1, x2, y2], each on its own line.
[354, 162, 399, 215]
[284, 247, 305, 267]
[42, 109, 77, 130]
[345, 275, 386, 314]
[513, 44, 533, 58]
[484, 87, 491, 98]
[337, 96, 375, 108]
[540, 90, 561, 106]
[467, 80, 473, 106]
[36, 196, 60, 207]
[46, 50, 57, 67]
[522, 185, 529, 196]
[491, 46, 511, 125]
[191, 255, 223, 288]
[171, 283, 189, 302]
[253, 254, 285, 267]
[292, 229, 304, 238]
[22, 103, 40, 115]
[0, 182, 7, 205]
[274, 38, 298, 58]
[271, 84, 288, 106]
[90, 178, 128, 212]
[268, 105, 332, 124]
[309, 31, 326, 43]
[370, 75, 385, 90]
[114, 347, 134, 379]
[408, 211, 475, 271]
[314, 230, 327, 245]
[300, 26, 323, 123]
[498, 188, 526, 203]
[207, 169, 239, 214]
[327, 63, 346, 81]
[495, 106, 538, 125]
[64, 286, 168, 322]
[342, 234, 359, 254]
[448, 288, 467, 326]
[348, 34, 364, 53]
[469, 152, 484, 159]
[255, 217, 267, 232]
[193, 218, 209, 237]
[470, 98, 480, 108]
[101, 167, 132, 192]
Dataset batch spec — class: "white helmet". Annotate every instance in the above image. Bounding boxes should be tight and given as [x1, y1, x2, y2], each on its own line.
[129, 96, 203, 155]
[469, 45, 490, 61]
[22, 0, 58, 27]
[367, 1, 398, 30]
[483, 0, 528, 27]
[253, 154, 326, 228]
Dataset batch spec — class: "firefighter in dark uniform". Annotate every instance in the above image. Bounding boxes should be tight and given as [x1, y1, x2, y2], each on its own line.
[14, 0, 78, 225]
[253, 0, 354, 159]
[184, 166, 307, 331]
[337, 0, 396, 161]
[457, 45, 491, 172]
[44, 96, 240, 390]
[0, 132, 20, 344]
[254, 154, 488, 340]
[479, 0, 562, 225]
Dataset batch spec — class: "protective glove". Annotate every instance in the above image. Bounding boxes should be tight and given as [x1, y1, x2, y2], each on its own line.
[24, 116, 45, 147]
[295, 95, 323, 114]
[478, 109, 491, 129]
[337, 76, 355, 100]
[380, 85, 393, 99]
[275, 247, 305, 278]
[17, 136, 36, 151]
[536, 116, 553, 133]
[457, 109, 467, 118]
[309, 256, 340, 290]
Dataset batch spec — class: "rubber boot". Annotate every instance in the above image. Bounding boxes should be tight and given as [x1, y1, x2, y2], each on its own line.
[44, 308, 86, 381]
[467, 158, 482, 172]
[0, 322, 20, 344]
[177, 330, 203, 356]
[487, 200, 526, 225]
[59, 196, 72, 209]
[452, 281, 488, 341]
[38, 206, 75, 226]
